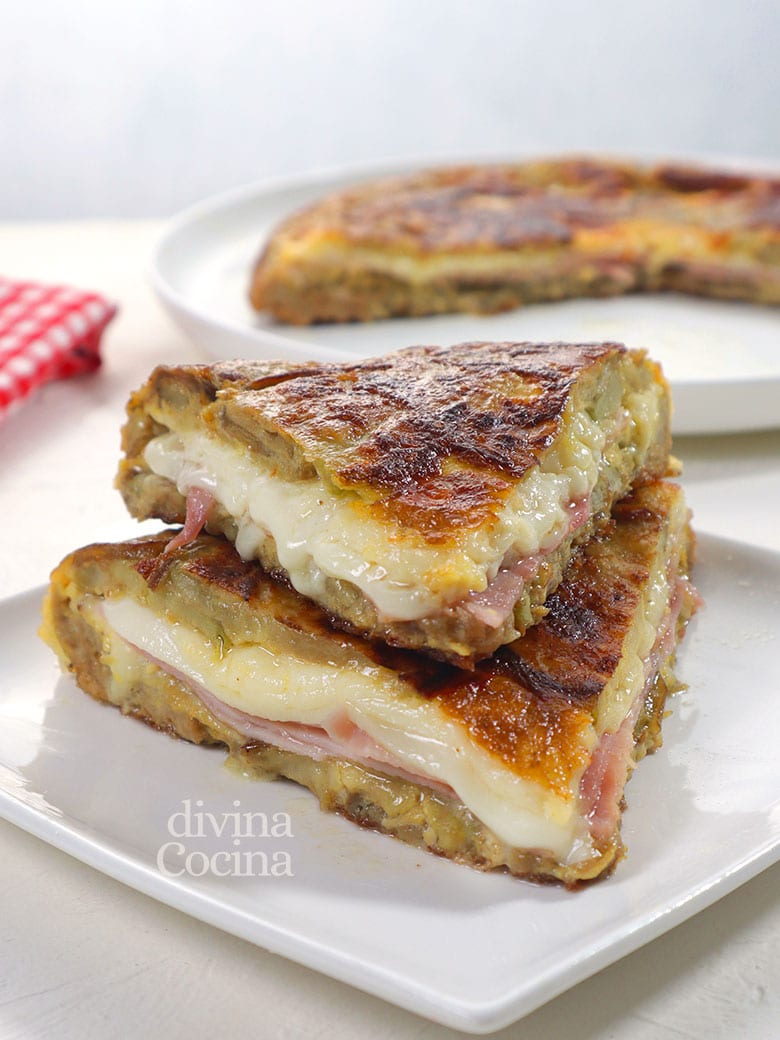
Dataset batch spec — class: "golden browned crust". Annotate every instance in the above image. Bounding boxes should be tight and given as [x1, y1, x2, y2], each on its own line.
[121, 341, 632, 505]
[41, 481, 698, 884]
[221, 341, 641, 501]
[249, 157, 780, 323]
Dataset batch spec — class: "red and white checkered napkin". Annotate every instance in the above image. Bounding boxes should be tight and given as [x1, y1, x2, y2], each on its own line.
[0, 277, 117, 421]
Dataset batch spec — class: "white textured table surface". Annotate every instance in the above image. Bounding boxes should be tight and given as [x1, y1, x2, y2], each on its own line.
[1, 222, 778, 1039]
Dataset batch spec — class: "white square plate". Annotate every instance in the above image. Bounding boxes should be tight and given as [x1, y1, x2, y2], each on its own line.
[1, 533, 779, 1033]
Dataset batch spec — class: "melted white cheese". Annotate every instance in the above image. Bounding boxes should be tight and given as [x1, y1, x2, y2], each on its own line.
[101, 597, 590, 858]
[143, 404, 612, 622]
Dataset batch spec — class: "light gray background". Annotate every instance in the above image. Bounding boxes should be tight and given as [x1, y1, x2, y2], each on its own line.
[2, 0, 779, 219]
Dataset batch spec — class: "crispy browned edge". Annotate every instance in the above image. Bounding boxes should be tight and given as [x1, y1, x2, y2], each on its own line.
[248, 157, 780, 323]
[115, 343, 671, 666]
[40, 484, 698, 885]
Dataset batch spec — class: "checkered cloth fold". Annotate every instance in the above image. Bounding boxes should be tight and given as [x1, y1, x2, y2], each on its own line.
[0, 277, 117, 421]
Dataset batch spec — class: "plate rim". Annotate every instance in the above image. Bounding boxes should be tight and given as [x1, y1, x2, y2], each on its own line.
[3, 531, 780, 1033]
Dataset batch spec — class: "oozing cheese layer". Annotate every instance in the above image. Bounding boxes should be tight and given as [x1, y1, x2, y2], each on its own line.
[100, 596, 593, 859]
[142, 388, 658, 622]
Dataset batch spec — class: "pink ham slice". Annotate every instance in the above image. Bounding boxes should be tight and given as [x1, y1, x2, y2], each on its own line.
[463, 495, 590, 629]
[168, 482, 590, 635]
[164, 487, 216, 554]
[132, 644, 456, 797]
[580, 716, 637, 843]
[577, 570, 693, 842]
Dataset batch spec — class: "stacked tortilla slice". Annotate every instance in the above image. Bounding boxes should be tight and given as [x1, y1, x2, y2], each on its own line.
[42, 340, 699, 884]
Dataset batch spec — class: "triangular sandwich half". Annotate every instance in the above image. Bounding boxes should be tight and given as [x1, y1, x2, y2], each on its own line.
[116, 341, 671, 666]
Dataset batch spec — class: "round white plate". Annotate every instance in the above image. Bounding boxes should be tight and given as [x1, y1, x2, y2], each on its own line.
[152, 159, 780, 435]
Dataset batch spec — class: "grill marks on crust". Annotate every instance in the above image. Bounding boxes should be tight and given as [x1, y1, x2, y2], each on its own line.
[120, 341, 628, 541]
[214, 341, 620, 510]
[226, 341, 617, 481]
